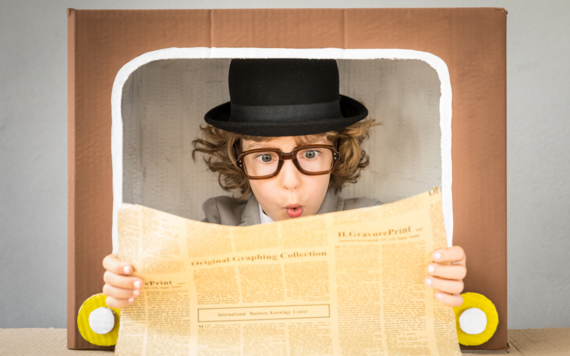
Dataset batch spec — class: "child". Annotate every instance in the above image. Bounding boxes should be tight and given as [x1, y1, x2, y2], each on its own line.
[102, 58, 466, 309]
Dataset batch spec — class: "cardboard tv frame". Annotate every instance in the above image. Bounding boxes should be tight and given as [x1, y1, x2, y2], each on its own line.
[67, 8, 507, 351]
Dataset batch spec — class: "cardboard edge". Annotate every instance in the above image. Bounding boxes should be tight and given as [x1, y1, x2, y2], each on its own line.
[109, 47, 454, 254]
[497, 7, 508, 15]
[501, 7, 508, 342]
[66, 7, 77, 349]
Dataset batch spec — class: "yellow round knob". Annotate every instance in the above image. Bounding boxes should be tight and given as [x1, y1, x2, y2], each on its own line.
[453, 292, 498, 346]
[77, 293, 121, 346]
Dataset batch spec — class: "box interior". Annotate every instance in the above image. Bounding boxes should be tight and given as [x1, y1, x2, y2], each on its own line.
[115, 55, 447, 253]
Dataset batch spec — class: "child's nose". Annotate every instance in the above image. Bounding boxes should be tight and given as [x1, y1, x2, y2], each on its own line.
[279, 159, 301, 190]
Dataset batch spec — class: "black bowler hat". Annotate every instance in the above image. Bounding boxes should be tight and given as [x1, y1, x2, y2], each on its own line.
[203, 58, 369, 137]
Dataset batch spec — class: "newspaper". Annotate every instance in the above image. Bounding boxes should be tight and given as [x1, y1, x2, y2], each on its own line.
[114, 187, 461, 356]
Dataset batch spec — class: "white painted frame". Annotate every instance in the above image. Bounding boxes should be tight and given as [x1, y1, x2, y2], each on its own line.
[110, 47, 453, 253]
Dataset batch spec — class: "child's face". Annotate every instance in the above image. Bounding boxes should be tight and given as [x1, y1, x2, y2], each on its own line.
[242, 136, 333, 221]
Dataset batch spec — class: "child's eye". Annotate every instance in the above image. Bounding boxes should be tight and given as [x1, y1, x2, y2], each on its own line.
[255, 153, 274, 163]
[301, 150, 320, 159]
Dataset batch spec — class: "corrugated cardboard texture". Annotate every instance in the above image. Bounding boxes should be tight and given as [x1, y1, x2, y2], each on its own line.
[68, 8, 506, 351]
[121, 58, 442, 222]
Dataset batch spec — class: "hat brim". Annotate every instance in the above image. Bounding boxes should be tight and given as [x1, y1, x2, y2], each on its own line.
[203, 94, 369, 137]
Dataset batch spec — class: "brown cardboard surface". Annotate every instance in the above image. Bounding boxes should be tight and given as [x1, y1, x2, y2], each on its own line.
[68, 8, 507, 351]
[7, 328, 570, 355]
[0, 329, 111, 355]
[508, 328, 570, 355]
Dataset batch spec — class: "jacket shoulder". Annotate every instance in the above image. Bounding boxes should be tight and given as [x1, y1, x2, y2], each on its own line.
[342, 196, 383, 211]
[202, 195, 247, 226]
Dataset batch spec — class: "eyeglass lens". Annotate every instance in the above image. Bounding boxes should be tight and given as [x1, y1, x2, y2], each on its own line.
[242, 148, 334, 177]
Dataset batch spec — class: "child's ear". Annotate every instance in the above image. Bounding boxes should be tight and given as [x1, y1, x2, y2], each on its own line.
[232, 140, 240, 157]
[233, 137, 241, 151]
[335, 138, 342, 151]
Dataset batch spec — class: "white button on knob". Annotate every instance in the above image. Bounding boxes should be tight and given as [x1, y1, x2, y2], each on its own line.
[459, 307, 487, 335]
[88, 307, 116, 334]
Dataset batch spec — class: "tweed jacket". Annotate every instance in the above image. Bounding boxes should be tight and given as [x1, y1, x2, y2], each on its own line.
[201, 186, 382, 226]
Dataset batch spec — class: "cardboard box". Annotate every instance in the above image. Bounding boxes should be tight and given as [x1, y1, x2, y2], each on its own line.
[68, 8, 507, 351]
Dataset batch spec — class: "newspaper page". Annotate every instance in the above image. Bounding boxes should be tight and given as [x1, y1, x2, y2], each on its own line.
[114, 187, 461, 356]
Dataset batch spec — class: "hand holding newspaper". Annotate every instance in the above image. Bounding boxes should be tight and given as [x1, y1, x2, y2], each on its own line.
[114, 187, 461, 356]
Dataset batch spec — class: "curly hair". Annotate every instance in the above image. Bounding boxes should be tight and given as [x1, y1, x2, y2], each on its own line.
[191, 117, 380, 202]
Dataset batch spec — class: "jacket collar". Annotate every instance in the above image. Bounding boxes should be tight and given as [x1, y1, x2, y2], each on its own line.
[239, 186, 344, 226]
[239, 193, 262, 226]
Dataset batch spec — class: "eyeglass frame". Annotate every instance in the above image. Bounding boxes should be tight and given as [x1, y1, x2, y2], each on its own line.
[234, 143, 341, 180]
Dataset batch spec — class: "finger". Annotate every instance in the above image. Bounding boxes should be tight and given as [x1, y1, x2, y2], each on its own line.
[105, 295, 134, 309]
[103, 252, 133, 275]
[104, 270, 143, 290]
[427, 263, 467, 280]
[424, 276, 464, 295]
[432, 246, 466, 265]
[434, 291, 464, 307]
[103, 283, 140, 299]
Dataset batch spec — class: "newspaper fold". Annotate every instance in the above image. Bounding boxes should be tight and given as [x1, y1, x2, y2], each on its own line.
[115, 187, 461, 356]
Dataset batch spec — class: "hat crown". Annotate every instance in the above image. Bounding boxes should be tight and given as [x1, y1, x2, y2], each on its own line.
[203, 58, 368, 137]
[228, 58, 340, 106]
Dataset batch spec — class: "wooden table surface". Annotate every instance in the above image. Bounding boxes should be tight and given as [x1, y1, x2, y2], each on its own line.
[1, 328, 569, 355]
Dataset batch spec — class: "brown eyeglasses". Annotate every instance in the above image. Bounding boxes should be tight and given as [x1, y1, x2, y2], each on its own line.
[235, 144, 341, 180]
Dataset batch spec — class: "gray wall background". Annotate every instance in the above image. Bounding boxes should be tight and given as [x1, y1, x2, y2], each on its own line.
[1, 0, 568, 329]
